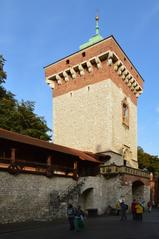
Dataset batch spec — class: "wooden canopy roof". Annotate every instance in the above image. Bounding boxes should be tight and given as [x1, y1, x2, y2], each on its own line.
[0, 128, 100, 164]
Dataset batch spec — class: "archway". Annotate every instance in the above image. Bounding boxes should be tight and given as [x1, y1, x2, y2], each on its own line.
[132, 180, 144, 201]
[79, 187, 94, 210]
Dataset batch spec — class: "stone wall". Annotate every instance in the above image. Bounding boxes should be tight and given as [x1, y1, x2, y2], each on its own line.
[0, 172, 150, 223]
[54, 79, 112, 153]
[80, 175, 150, 215]
[0, 172, 76, 224]
[111, 81, 138, 168]
[54, 79, 137, 168]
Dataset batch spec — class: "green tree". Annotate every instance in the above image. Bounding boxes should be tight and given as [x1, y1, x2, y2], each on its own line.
[138, 146, 159, 173]
[0, 55, 51, 141]
[0, 55, 7, 84]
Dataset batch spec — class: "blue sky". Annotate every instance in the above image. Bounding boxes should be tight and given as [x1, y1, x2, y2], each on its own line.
[0, 0, 159, 156]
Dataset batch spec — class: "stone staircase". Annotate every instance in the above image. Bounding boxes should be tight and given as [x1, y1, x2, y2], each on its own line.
[59, 177, 86, 202]
[49, 177, 86, 218]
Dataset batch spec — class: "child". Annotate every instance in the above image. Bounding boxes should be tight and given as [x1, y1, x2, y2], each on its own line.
[74, 206, 85, 231]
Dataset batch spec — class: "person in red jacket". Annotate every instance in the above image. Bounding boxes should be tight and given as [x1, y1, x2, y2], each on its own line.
[131, 199, 137, 220]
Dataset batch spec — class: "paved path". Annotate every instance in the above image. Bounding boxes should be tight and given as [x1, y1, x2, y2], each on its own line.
[0, 209, 159, 239]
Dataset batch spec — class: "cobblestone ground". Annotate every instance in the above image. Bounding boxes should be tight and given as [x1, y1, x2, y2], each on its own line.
[0, 209, 159, 239]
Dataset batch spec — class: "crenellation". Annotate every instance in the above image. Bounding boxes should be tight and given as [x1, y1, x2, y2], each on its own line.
[94, 56, 102, 68]
[86, 61, 93, 72]
[46, 54, 142, 99]
[63, 71, 69, 81]
[114, 60, 122, 71]
[46, 78, 55, 89]
[78, 64, 85, 76]
[56, 75, 62, 85]
[45, 40, 143, 100]
[123, 69, 129, 78]
[70, 68, 76, 79]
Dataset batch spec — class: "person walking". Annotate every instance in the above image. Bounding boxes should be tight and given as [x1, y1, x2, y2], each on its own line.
[74, 205, 85, 231]
[67, 204, 75, 231]
[120, 200, 128, 221]
[115, 201, 120, 216]
[135, 201, 144, 221]
[131, 199, 137, 220]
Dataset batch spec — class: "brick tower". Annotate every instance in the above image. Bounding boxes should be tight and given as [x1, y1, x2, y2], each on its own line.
[44, 17, 143, 169]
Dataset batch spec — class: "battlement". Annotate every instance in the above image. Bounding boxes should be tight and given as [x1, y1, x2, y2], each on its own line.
[44, 36, 143, 102]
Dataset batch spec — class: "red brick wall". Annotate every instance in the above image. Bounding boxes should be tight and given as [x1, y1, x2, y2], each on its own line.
[44, 36, 143, 105]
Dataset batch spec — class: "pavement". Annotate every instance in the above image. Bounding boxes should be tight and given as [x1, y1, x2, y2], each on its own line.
[0, 209, 159, 239]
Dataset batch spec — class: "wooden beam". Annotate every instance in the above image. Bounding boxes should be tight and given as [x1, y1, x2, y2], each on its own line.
[73, 161, 78, 180]
[47, 155, 52, 166]
[11, 148, 16, 163]
[46, 155, 53, 177]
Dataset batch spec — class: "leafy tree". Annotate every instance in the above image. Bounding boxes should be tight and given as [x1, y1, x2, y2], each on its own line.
[0, 55, 51, 141]
[0, 55, 7, 84]
[138, 146, 159, 173]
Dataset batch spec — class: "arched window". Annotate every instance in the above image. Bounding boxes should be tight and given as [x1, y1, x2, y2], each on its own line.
[122, 98, 129, 127]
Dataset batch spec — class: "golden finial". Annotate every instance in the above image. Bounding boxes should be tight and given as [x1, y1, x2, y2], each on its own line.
[96, 15, 99, 21]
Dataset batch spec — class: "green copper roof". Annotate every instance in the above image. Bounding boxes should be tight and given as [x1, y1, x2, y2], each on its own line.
[80, 16, 103, 50]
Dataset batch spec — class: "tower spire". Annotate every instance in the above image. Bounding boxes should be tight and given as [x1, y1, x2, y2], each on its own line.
[95, 15, 99, 35]
[80, 15, 103, 50]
